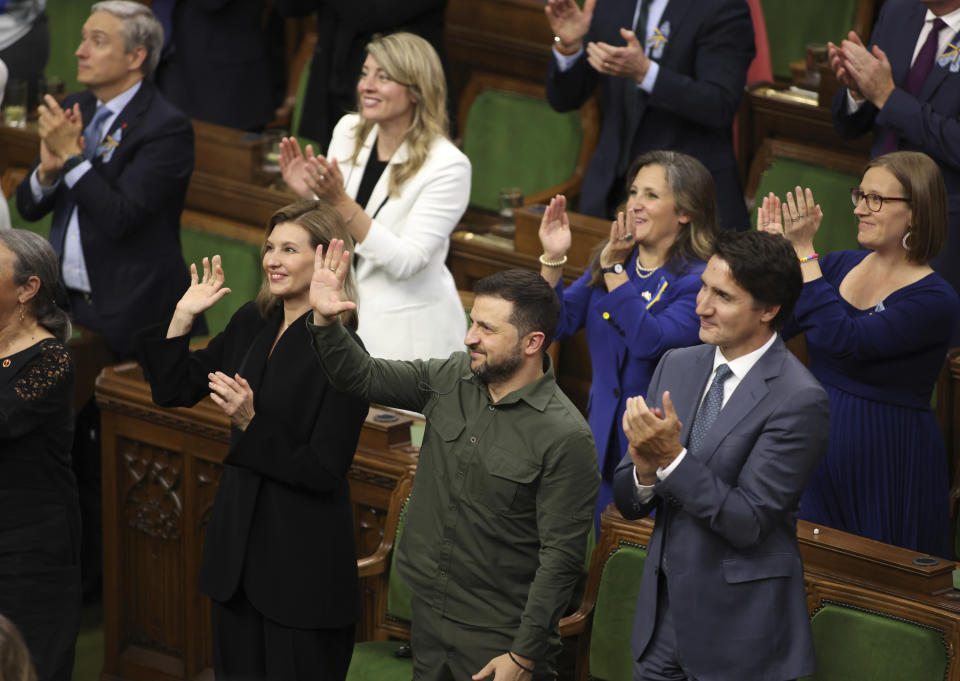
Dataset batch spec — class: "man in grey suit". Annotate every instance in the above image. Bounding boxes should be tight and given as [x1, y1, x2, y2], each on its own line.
[613, 230, 830, 681]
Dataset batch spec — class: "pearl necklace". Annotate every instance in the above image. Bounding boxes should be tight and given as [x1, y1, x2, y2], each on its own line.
[635, 259, 659, 279]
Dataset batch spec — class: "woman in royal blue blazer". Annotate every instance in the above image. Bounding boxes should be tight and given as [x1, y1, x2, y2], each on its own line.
[539, 150, 718, 523]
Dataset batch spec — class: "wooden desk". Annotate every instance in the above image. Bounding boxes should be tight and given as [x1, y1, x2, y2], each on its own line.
[95, 363, 418, 681]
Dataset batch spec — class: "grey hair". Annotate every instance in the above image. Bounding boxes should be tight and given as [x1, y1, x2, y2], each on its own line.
[0, 230, 72, 343]
[91, 1, 164, 79]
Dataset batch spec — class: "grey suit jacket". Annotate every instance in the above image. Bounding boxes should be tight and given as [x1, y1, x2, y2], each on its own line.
[613, 336, 829, 681]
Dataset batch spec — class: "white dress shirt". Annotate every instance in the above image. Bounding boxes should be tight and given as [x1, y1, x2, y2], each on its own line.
[633, 332, 778, 500]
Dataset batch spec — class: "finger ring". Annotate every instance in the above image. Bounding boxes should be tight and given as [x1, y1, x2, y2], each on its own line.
[328, 267, 337, 273]
[791, 218, 801, 223]
[318, 174, 325, 181]
[619, 234, 633, 242]
[798, 213, 806, 218]
[760, 221, 768, 226]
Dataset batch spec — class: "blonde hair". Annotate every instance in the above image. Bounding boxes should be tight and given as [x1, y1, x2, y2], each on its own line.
[255, 200, 359, 329]
[350, 32, 448, 197]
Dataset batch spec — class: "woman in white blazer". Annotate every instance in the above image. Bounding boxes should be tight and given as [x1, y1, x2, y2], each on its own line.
[279, 32, 470, 360]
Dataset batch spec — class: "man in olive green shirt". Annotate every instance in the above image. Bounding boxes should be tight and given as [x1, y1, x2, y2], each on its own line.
[309, 246, 599, 681]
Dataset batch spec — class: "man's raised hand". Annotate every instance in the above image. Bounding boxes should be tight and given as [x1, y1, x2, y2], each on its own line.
[310, 239, 357, 325]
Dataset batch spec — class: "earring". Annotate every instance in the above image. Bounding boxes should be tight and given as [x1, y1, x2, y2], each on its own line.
[18, 303, 24, 322]
[902, 232, 912, 250]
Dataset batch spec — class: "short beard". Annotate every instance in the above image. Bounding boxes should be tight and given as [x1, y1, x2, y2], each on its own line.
[470, 346, 523, 385]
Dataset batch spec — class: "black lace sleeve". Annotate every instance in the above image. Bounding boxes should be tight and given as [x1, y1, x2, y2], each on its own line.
[0, 340, 75, 440]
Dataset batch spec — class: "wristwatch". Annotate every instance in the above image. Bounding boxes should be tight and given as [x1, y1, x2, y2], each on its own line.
[601, 263, 625, 275]
[62, 154, 85, 174]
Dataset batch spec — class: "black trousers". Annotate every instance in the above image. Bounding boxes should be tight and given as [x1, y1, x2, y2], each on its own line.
[211, 587, 354, 681]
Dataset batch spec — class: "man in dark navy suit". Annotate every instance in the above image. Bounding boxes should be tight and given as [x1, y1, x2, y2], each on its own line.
[17, 0, 196, 357]
[613, 231, 830, 680]
[830, 0, 960, 295]
[545, 0, 754, 230]
[15, 0, 197, 602]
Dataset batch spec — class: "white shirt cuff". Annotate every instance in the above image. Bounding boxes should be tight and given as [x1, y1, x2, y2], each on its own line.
[30, 168, 60, 201]
[638, 60, 659, 93]
[632, 447, 687, 502]
[846, 90, 866, 113]
[64, 159, 92, 188]
[553, 45, 584, 72]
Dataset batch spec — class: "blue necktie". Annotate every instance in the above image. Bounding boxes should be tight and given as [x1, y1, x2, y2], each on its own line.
[50, 106, 112, 255]
[83, 105, 112, 160]
[687, 364, 732, 456]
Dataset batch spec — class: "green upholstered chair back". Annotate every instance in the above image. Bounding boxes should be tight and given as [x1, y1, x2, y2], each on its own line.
[460, 76, 586, 213]
[385, 498, 414, 623]
[345, 491, 414, 681]
[179, 225, 263, 337]
[588, 541, 647, 681]
[800, 600, 949, 681]
[759, 0, 867, 80]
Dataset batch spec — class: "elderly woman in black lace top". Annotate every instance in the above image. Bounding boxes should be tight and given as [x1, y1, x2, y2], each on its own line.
[0, 229, 78, 681]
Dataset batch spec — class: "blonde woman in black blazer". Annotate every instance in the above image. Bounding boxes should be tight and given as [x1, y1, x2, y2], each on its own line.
[138, 200, 369, 681]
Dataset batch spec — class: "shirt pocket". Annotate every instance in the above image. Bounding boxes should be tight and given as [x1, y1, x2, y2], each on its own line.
[477, 445, 541, 515]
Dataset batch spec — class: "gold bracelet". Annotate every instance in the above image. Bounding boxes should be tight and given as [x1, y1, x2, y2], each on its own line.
[539, 254, 568, 268]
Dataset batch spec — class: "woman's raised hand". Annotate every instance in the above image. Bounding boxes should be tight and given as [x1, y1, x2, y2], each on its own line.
[166, 256, 231, 338]
[782, 186, 822, 253]
[309, 239, 358, 324]
[539, 195, 572, 260]
[757, 192, 783, 236]
[177, 256, 231, 316]
[278, 137, 317, 199]
[600, 211, 636, 267]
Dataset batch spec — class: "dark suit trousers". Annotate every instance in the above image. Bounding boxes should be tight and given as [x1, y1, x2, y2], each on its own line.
[211, 587, 354, 681]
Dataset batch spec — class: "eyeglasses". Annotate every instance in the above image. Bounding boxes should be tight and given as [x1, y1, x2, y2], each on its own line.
[850, 189, 910, 212]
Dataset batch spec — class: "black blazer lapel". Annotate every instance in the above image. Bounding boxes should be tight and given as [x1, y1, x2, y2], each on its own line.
[655, 0, 694, 63]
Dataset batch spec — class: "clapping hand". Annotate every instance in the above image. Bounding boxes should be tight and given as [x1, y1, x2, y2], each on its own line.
[208, 371, 255, 431]
[545, 0, 596, 53]
[304, 154, 347, 204]
[623, 392, 683, 477]
[599, 211, 636, 268]
[278, 136, 319, 199]
[757, 192, 783, 236]
[309, 239, 358, 325]
[587, 28, 650, 81]
[167, 255, 231, 338]
[538, 194, 571, 261]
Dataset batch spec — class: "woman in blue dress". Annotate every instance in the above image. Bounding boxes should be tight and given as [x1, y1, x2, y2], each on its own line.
[538, 150, 718, 523]
[759, 151, 960, 557]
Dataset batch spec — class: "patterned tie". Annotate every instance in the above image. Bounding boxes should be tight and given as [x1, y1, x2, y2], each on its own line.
[50, 106, 112, 255]
[687, 364, 732, 456]
[83, 106, 112, 160]
[882, 18, 947, 153]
